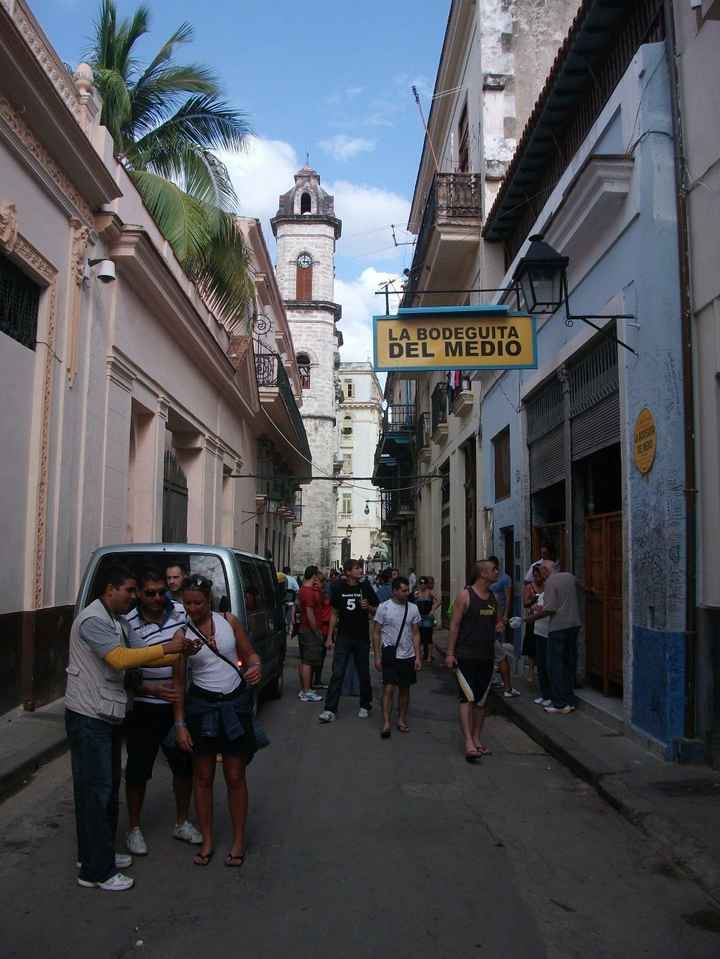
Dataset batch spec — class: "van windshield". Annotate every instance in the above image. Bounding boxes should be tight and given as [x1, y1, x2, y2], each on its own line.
[87, 551, 230, 611]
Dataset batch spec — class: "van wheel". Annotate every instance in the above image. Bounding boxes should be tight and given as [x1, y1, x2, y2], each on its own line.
[264, 664, 285, 701]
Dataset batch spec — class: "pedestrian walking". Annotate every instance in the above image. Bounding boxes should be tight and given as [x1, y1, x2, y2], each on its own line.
[534, 561, 582, 714]
[318, 558, 379, 723]
[313, 573, 332, 689]
[528, 566, 552, 707]
[173, 574, 263, 867]
[415, 577, 439, 665]
[408, 568, 417, 594]
[445, 560, 502, 762]
[488, 556, 520, 699]
[296, 566, 324, 703]
[65, 565, 197, 891]
[372, 576, 422, 737]
[375, 568, 393, 604]
[123, 568, 201, 856]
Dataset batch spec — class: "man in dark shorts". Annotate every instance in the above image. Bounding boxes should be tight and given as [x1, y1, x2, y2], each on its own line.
[372, 576, 422, 738]
[318, 558, 379, 723]
[446, 560, 501, 762]
[123, 568, 201, 855]
[297, 566, 324, 703]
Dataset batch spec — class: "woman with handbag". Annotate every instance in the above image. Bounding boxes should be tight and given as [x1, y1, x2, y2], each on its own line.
[372, 576, 422, 738]
[173, 575, 262, 868]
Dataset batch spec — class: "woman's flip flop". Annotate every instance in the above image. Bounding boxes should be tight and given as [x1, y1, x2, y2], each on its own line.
[397, 722, 409, 733]
[225, 852, 245, 868]
[193, 850, 214, 866]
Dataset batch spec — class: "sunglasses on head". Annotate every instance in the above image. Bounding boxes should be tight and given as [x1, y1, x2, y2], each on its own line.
[142, 587, 166, 598]
[182, 575, 212, 591]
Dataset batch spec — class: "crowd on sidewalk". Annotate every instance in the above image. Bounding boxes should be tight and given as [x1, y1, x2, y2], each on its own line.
[61, 548, 582, 892]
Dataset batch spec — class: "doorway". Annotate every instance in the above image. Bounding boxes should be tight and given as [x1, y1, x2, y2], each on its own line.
[162, 449, 188, 543]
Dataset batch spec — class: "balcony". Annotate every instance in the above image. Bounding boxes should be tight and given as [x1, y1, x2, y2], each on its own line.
[382, 403, 415, 434]
[431, 383, 449, 443]
[403, 172, 483, 307]
[254, 346, 311, 469]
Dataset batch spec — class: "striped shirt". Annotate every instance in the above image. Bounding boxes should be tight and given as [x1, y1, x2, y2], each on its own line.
[124, 601, 186, 704]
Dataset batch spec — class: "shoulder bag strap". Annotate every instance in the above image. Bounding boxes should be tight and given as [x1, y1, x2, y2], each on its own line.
[185, 617, 244, 681]
[392, 603, 410, 656]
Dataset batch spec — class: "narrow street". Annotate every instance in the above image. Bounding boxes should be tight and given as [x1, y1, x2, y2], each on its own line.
[1, 650, 718, 959]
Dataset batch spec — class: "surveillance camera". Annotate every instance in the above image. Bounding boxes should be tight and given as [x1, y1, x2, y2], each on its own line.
[88, 258, 116, 284]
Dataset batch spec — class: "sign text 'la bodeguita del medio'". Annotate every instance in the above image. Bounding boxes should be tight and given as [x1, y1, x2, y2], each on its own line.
[373, 306, 537, 373]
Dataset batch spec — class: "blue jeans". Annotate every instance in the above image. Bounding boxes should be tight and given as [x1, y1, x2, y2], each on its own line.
[547, 628, 580, 708]
[65, 709, 122, 883]
[535, 633, 552, 701]
[325, 635, 372, 714]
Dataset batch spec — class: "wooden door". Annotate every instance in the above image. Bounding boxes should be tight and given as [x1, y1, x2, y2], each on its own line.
[585, 511, 623, 694]
[162, 450, 188, 543]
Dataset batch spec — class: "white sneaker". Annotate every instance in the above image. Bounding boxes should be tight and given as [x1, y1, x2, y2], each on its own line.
[503, 688, 521, 698]
[126, 828, 148, 856]
[318, 710, 336, 723]
[77, 872, 134, 891]
[173, 821, 203, 845]
[299, 690, 323, 702]
[544, 704, 575, 715]
[76, 853, 133, 870]
[358, 707, 370, 719]
[533, 696, 545, 705]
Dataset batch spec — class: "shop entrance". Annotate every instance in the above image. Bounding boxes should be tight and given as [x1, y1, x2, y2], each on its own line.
[578, 445, 623, 695]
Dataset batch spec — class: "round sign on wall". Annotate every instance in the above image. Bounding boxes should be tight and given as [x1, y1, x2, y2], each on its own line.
[634, 408, 656, 475]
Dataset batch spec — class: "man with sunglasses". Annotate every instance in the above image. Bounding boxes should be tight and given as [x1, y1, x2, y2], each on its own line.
[123, 568, 202, 856]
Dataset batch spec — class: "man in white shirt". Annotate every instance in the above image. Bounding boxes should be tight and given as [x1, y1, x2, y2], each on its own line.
[372, 576, 422, 738]
[123, 568, 202, 855]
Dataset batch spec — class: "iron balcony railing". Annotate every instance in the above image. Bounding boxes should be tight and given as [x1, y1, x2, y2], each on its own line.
[403, 172, 482, 305]
[254, 347, 311, 462]
[416, 412, 431, 450]
[382, 403, 416, 433]
[431, 383, 448, 434]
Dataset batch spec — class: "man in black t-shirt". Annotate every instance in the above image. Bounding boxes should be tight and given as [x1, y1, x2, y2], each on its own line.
[319, 559, 379, 723]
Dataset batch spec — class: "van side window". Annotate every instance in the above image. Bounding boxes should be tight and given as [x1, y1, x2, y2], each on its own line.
[258, 564, 277, 609]
[235, 556, 267, 615]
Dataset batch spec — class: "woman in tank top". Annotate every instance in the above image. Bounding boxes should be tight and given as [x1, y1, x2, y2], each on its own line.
[173, 575, 262, 867]
[414, 578, 439, 665]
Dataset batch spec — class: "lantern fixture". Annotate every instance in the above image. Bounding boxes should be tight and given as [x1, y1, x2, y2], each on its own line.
[511, 235, 568, 315]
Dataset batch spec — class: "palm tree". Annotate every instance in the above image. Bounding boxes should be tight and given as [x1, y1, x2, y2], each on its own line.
[88, 0, 253, 323]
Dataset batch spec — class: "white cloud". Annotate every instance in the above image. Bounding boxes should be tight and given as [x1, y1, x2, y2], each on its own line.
[329, 180, 411, 259]
[335, 268, 404, 364]
[218, 136, 298, 227]
[319, 134, 376, 161]
[345, 86, 365, 98]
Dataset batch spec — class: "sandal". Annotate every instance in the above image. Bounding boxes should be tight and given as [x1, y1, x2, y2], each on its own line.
[475, 744, 492, 756]
[396, 722, 409, 733]
[225, 852, 245, 868]
[465, 752, 481, 764]
[193, 850, 214, 866]
[381, 728, 391, 739]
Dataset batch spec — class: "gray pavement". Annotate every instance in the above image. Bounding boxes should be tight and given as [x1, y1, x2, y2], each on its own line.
[2, 654, 720, 957]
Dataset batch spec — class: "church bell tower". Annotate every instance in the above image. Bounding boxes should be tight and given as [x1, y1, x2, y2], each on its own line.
[272, 166, 342, 570]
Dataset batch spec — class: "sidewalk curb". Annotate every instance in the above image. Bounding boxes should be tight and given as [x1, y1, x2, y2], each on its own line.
[494, 694, 720, 903]
[0, 734, 68, 805]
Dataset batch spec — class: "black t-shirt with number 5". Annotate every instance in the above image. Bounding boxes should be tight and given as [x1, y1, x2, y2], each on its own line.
[330, 578, 379, 641]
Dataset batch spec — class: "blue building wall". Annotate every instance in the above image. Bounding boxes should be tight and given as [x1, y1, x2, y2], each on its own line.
[479, 44, 687, 752]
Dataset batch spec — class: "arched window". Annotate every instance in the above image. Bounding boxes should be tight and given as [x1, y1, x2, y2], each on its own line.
[296, 252, 313, 301]
[342, 414, 353, 436]
[300, 192, 312, 214]
[297, 352, 311, 389]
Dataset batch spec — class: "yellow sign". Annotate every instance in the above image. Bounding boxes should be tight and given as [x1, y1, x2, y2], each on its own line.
[634, 408, 656, 474]
[373, 307, 537, 372]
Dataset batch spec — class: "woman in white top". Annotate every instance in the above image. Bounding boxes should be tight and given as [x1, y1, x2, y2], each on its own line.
[173, 575, 262, 867]
[528, 566, 553, 707]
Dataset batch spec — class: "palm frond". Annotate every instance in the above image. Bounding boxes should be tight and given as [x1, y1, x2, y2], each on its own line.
[133, 95, 251, 156]
[94, 66, 133, 149]
[127, 135, 237, 211]
[130, 65, 220, 135]
[137, 21, 194, 79]
[130, 169, 213, 263]
[115, 4, 151, 78]
[185, 212, 253, 323]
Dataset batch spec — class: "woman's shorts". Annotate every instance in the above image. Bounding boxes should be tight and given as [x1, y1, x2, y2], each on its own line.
[299, 630, 324, 668]
[456, 659, 494, 705]
[382, 655, 417, 688]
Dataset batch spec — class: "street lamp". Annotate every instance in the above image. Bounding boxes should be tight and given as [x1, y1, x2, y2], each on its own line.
[512, 234, 568, 315]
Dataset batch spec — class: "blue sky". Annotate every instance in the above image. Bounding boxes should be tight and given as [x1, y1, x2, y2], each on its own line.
[31, 0, 450, 359]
